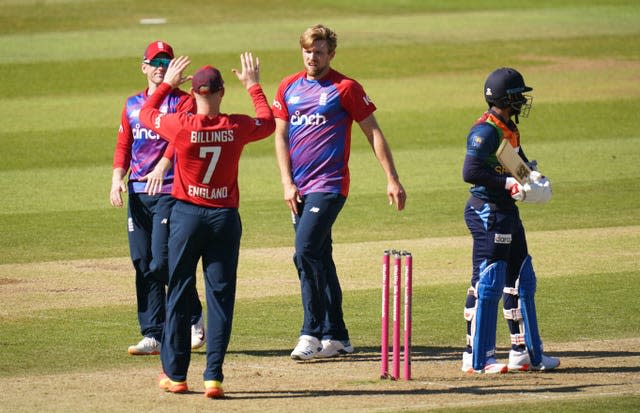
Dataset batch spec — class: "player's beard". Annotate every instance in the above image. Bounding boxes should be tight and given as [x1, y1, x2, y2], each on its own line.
[305, 61, 329, 79]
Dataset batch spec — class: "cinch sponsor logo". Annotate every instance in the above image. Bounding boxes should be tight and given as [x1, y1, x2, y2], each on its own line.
[290, 111, 327, 126]
[132, 123, 161, 140]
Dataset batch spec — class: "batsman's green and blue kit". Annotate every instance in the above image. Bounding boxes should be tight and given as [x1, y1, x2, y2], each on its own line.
[462, 110, 543, 370]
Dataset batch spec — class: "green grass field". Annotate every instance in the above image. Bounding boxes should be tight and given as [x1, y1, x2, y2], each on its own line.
[1, 1, 639, 411]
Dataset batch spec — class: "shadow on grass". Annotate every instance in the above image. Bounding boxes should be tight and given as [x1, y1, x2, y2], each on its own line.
[231, 345, 640, 357]
[221, 383, 617, 400]
[227, 345, 640, 372]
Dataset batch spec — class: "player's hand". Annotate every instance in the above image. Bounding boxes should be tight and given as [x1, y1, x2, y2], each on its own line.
[283, 182, 301, 215]
[163, 56, 192, 88]
[140, 170, 164, 196]
[110, 179, 126, 208]
[232, 52, 259, 90]
[522, 173, 552, 204]
[505, 177, 525, 202]
[387, 180, 406, 211]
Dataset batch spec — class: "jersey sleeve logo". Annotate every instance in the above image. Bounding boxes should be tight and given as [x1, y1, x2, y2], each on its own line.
[272, 100, 282, 110]
[153, 113, 165, 129]
[471, 135, 484, 149]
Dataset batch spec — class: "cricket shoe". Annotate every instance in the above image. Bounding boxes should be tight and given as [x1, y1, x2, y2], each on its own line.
[508, 349, 560, 372]
[158, 372, 188, 393]
[128, 336, 160, 356]
[191, 315, 206, 350]
[290, 335, 322, 360]
[204, 380, 225, 399]
[461, 351, 508, 374]
[316, 339, 355, 358]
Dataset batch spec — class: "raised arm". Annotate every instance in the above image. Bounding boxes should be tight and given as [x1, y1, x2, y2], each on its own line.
[232, 52, 275, 138]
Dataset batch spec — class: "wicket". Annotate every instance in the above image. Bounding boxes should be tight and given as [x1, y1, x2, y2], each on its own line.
[380, 250, 413, 380]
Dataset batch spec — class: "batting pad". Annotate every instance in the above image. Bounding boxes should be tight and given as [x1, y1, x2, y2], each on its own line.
[472, 260, 506, 370]
[518, 255, 543, 366]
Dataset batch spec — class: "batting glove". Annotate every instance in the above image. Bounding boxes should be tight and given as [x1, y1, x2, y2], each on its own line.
[505, 177, 525, 201]
[522, 174, 552, 204]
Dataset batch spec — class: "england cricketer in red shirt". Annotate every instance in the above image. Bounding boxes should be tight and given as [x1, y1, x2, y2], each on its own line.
[139, 53, 275, 398]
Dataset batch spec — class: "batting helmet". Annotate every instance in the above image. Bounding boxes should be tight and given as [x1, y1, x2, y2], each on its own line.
[484, 68, 533, 119]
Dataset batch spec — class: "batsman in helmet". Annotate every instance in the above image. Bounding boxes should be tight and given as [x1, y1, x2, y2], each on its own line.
[460, 67, 560, 373]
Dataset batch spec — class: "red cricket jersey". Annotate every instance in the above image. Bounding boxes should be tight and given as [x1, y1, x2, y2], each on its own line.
[139, 82, 275, 208]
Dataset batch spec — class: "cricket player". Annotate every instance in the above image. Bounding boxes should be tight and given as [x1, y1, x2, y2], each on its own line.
[139, 53, 275, 398]
[461, 67, 560, 373]
[273, 24, 406, 361]
[110, 40, 205, 356]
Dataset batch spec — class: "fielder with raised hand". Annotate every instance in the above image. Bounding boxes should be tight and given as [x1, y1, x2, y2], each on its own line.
[110, 40, 206, 356]
[461, 67, 560, 374]
[139, 52, 275, 398]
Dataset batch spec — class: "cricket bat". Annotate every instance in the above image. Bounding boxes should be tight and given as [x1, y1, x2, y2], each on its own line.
[496, 139, 531, 185]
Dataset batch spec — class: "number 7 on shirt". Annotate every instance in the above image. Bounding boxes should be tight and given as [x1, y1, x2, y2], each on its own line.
[200, 146, 221, 184]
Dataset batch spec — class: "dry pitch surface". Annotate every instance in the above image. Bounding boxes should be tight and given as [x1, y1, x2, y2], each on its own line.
[1, 338, 638, 412]
[1, 228, 639, 411]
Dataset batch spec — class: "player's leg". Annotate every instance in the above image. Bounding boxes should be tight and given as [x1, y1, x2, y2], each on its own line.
[160, 201, 202, 383]
[148, 194, 205, 349]
[201, 207, 241, 397]
[317, 237, 354, 357]
[315, 194, 354, 357]
[148, 194, 174, 284]
[503, 215, 529, 368]
[127, 191, 162, 355]
[504, 218, 560, 371]
[290, 192, 341, 359]
[462, 199, 512, 373]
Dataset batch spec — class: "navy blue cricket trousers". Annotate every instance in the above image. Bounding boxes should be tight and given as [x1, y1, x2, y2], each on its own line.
[464, 196, 529, 345]
[293, 192, 350, 341]
[161, 200, 241, 383]
[127, 191, 173, 341]
[127, 190, 202, 341]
